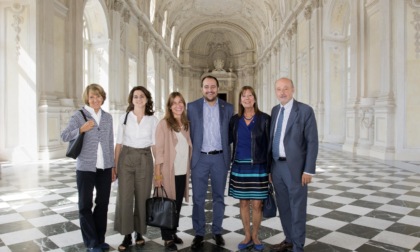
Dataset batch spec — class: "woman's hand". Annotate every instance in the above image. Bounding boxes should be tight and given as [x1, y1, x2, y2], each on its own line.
[80, 120, 95, 133]
[112, 167, 117, 182]
[154, 174, 162, 187]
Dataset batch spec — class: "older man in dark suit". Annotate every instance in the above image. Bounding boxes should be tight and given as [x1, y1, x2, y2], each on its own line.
[187, 76, 234, 249]
[269, 78, 318, 252]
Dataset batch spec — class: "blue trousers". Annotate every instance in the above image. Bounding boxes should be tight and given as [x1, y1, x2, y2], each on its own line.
[76, 168, 112, 248]
[191, 153, 228, 236]
[271, 160, 307, 252]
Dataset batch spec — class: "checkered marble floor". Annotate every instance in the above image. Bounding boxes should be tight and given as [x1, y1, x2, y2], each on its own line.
[0, 144, 419, 252]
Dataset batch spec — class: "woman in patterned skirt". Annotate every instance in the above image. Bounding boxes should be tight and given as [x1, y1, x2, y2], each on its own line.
[228, 86, 271, 251]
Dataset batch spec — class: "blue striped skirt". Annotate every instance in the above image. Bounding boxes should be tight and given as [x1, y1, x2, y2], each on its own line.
[228, 160, 269, 200]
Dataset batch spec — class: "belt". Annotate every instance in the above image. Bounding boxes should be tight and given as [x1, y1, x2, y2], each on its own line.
[278, 157, 287, 161]
[201, 150, 223, 155]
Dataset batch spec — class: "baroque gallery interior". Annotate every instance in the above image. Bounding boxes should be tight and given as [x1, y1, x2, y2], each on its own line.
[0, 0, 419, 251]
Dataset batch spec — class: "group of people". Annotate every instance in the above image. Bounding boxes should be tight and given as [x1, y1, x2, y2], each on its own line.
[61, 76, 318, 252]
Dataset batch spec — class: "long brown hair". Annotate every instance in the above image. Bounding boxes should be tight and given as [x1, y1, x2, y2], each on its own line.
[126, 86, 155, 115]
[164, 92, 189, 132]
[237, 86, 260, 117]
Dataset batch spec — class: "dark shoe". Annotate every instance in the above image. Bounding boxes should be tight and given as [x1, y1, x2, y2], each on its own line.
[135, 232, 145, 246]
[118, 234, 132, 251]
[191, 235, 204, 249]
[173, 234, 183, 244]
[238, 240, 253, 250]
[213, 234, 225, 246]
[254, 243, 265, 251]
[165, 240, 178, 251]
[270, 240, 293, 252]
[86, 247, 102, 252]
[100, 242, 110, 250]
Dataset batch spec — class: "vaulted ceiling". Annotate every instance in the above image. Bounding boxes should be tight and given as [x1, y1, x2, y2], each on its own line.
[123, 0, 301, 70]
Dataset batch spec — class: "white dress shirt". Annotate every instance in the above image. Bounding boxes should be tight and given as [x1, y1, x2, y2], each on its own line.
[274, 99, 294, 158]
[116, 111, 159, 148]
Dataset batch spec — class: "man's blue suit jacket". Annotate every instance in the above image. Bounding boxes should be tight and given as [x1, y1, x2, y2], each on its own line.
[187, 97, 234, 170]
[269, 99, 318, 182]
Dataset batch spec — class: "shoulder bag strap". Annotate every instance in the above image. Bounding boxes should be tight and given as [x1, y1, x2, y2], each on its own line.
[123, 111, 129, 125]
[79, 109, 88, 122]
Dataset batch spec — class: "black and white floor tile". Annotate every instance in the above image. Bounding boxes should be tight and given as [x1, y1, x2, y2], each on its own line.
[0, 144, 419, 252]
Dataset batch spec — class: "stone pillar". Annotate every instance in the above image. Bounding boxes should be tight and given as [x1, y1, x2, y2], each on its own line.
[108, 0, 124, 111]
[154, 46, 163, 117]
[370, 0, 395, 159]
[343, 0, 362, 153]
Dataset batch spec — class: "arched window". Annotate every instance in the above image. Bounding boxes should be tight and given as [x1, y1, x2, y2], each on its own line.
[170, 26, 175, 49]
[83, 0, 109, 109]
[82, 17, 89, 87]
[162, 11, 167, 38]
[169, 68, 174, 92]
[177, 37, 181, 58]
[150, 0, 155, 23]
[147, 48, 155, 100]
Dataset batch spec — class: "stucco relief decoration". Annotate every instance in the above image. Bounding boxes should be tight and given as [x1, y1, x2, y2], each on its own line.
[360, 108, 374, 128]
[287, 29, 294, 40]
[408, 0, 420, 8]
[194, 0, 242, 16]
[311, 0, 321, 9]
[123, 9, 131, 23]
[304, 5, 312, 20]
[330, 1, 349, 36]
[110, 0, 124, 12]
[95, 48, 104, 80]
[120, 20, 126, 43]
[213, 58, 225, 71]
[10, 3, 24, 57]
[412, 12, 420, 58]
[208, 33, 230, 72]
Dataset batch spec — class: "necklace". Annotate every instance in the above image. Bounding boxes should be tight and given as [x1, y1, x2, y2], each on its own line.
[244, 114, 254, 120]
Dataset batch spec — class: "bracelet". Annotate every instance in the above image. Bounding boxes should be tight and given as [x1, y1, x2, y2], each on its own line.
[154, 175, 162, 180]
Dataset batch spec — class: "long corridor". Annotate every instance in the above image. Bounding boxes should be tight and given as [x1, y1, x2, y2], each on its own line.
[0, 144, 419, 252]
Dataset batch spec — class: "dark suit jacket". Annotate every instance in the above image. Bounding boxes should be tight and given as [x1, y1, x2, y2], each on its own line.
[187, 97, 234, 170]
[269, 99, 318, 181]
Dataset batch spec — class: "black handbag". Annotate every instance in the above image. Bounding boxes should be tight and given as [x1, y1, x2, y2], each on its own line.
[263, 183, 277, 218]
[66, 110, 88, 159]
[146, 186, 178, 229]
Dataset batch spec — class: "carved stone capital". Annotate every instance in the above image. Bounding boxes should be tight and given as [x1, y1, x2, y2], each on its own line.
[311, 0, 321, 9]
[291, 21, 298, 34]
[287, 29, 293, 40]
[112, 0, 124, 12]
[123, 9, 131, 23]
[304, 5, 312, 20]
[10, 3, 24, 57]
[408, 0, 420, 8]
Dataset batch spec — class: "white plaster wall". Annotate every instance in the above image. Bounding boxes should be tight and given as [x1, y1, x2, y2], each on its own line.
[0, 1, 37, 161]
[405, 4, 420, 149]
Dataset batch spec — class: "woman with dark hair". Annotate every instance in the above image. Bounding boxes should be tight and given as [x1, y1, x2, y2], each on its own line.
[228, 86, 271, 251]
[154, 92, 192, 251]
[61, 83, 115, 252]
[114, 86, 159, 251]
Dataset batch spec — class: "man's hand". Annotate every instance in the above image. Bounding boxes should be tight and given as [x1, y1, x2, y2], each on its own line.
[301, 173, 312, 187]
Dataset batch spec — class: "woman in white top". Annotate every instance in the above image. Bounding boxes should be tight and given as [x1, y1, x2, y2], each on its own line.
[113, 86, 158, 251]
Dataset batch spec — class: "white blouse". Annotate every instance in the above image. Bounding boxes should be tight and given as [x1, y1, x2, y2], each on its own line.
[174, 131, 188, 175]
[84, 105, 104, 169]
[116, 111, 158, 148]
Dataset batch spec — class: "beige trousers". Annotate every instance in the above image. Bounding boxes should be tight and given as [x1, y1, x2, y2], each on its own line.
[114, 145, 153, 235]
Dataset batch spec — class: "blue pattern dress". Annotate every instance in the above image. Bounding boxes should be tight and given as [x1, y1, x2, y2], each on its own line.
[228, 117, 268, 200]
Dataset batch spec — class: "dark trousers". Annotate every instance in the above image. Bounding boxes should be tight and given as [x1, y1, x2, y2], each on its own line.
[161, 175, 186, 240]
[77, 168, 112, 248]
